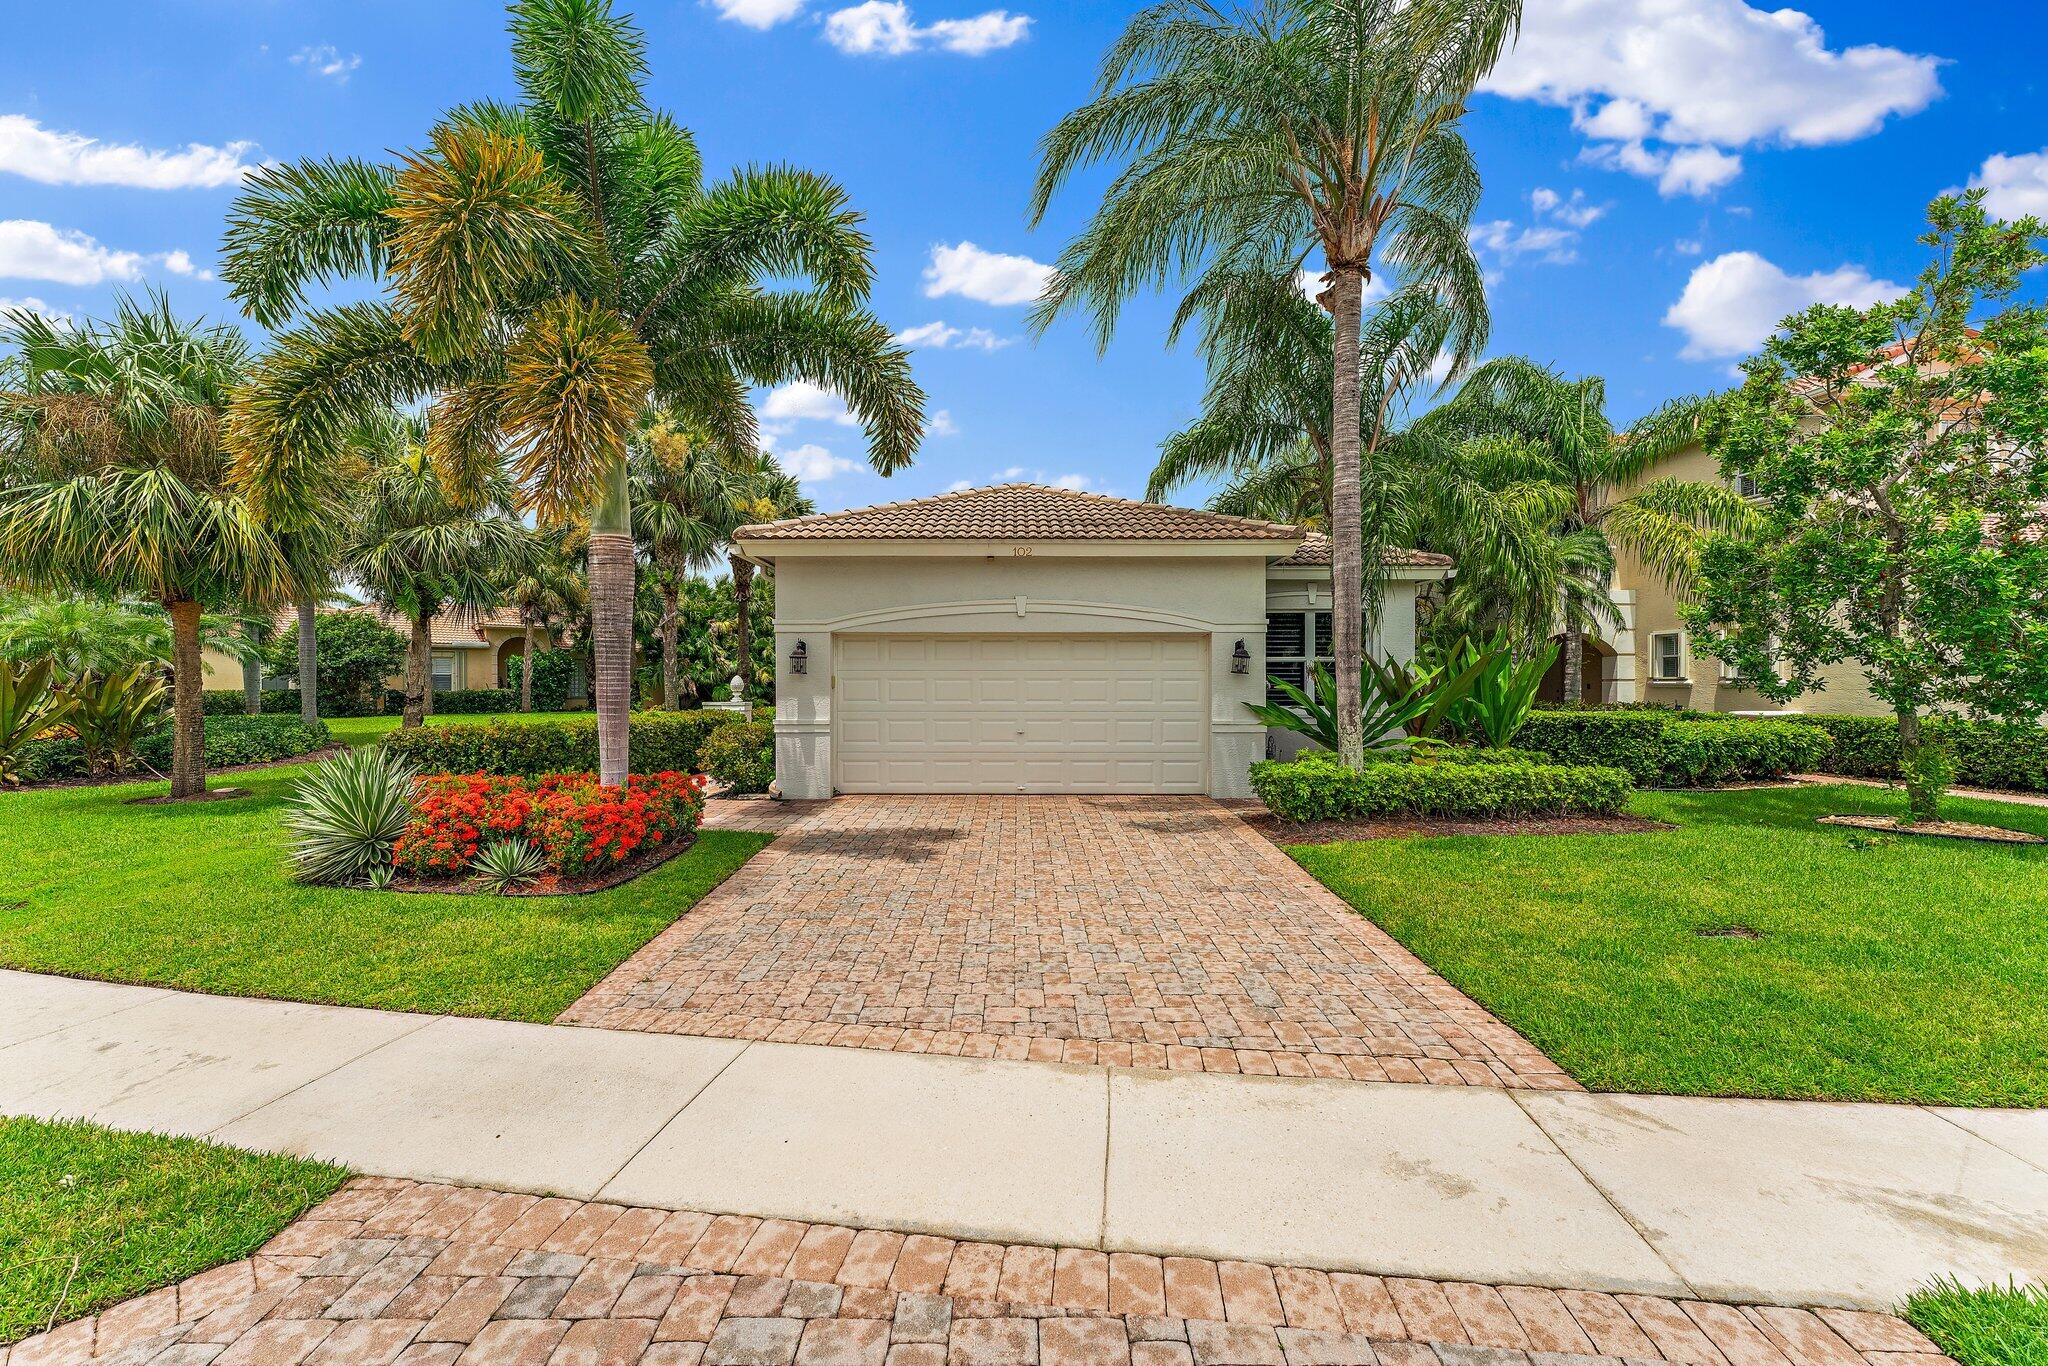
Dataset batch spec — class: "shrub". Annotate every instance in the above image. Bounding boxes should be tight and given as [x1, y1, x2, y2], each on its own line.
[1, 659, 77, 786]
[204, 689, 297, 716]
[506, 649, 577, 712]
[69, 666, 167, 774]
[433, 688, 517, 715]
[135, 715, 331, 770]
[263, 613, 407, 717]
[1517, 711, 1667, 784]
[701, 721, 774, 794]
[380, 709, 757, 776]
[473, 837, 549, 894]
[1249, 752, 1633, 822]
[392, 771, 706, 878]
[1687, 713, 2048, 794]
[284, 747, 420, 886]
[1656, 720, 1831, 786]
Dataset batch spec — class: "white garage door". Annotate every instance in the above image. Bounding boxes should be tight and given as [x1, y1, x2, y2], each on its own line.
[835, 635, 1208, 794]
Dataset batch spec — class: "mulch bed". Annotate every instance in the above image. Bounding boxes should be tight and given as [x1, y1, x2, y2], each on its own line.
[1241, 811, 1674, 846]
[1818, 814, 2045, 845]
[383, 831, 698, 897]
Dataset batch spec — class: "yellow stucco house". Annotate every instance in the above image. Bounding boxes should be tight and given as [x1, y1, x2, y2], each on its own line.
[202, 604, 576, 700]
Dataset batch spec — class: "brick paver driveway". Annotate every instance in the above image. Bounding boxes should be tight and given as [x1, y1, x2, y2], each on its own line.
[562, 795, 1570, 1088]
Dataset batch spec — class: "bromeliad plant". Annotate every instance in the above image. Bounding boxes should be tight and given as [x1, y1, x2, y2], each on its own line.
[473, 837, 550, 894]
[1248, 650, 1489, 755]
[67, 666, 168, 776]
[0, 658, 76, 785]
[1445, 634, 1558, 749]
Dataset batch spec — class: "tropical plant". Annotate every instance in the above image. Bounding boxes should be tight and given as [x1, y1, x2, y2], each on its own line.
[1032, 0, 1518, 767]
[67, 665, 168, 775]
[505, 527, 587, 713]
[1447, 634, 1556, 748]
[264, 610, 407, 717]
[0, 658, 76, 785]
[1247, 648, 1489, 755]
[473, 837, 550, 894]
[222, 0, 924, 784]
[726, 451, 812, 696]
[628, 415, 749, 708]
[339, 413, 529, 727]
[0, 296, 313, 797]
[283, 745, 421, 886]
[0, 594, 171, 677]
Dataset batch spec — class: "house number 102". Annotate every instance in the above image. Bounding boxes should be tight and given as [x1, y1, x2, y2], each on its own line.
[1012, 546, 1034, 557]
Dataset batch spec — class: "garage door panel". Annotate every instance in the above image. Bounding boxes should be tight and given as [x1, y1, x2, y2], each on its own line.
[836, 634, 1207, 794]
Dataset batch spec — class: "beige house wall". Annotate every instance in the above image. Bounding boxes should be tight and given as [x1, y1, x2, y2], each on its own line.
[200, 625, 556, 700]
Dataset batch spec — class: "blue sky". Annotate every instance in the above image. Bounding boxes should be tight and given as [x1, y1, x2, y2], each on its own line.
[2, 0, 2043, 514]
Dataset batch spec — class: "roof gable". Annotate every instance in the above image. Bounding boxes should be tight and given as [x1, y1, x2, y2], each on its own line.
[735, 483, 1301, 544]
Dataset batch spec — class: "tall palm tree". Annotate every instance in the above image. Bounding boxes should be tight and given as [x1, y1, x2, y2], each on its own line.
[629, 415, 750, 708]
[0, 297, 307, 797]
[505, 528, 587, 712]
[728, 451, 811, 698]
[1032, 0, 1518, 767]
[341, 413, 529, 727]
[1441, 359, 1751, 701]
[222, 0, 922, 784]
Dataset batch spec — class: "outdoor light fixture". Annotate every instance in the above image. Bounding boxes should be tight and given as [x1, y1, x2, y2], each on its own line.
[790, 640, 808, 675]
[1232, 640, 1251, 674]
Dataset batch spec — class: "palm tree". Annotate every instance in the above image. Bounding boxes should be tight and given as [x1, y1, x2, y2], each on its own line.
[340, 413, 529, 727]
[505, 528, 587, 712]
[1032, 0, 1517, 767]
[0, 297, 307, 797]
[222, 0, 922, 784]
[728, 451, 811, 699]
[1440, 359, 1751, 701]
[629, 416, 750, 708]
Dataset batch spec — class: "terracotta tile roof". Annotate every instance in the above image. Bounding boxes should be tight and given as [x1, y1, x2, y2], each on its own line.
[318, 603, 526, 648]
[1273, 532, 1454, 569]
[735, 483, 1301, 543]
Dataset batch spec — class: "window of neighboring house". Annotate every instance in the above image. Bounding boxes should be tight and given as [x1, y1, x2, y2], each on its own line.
[1735, 471, 1761, 498]
[1264, 610, 1336, 702]
[430, 652, 458, 693]
[1649, 631, 1687, 683]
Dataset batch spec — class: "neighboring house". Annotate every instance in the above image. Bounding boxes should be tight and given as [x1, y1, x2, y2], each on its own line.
[200, 604, 579, 700]
[733, 484, 1452, 798]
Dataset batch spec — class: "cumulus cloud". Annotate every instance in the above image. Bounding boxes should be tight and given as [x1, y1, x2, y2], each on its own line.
[0, 115, 257, 190]
[1292, 268, 1391, 307]
[823, 2, 1030, 56]
[708, 0, 809, 27]
[777, 442, 864, 482]
[290, 45, 362, 83]
[1531, 186, 1608, 229]
[929, 409, 960, 437]
[761, 380, 859, 427]
[0, 220, 151, 286]
[1664, 251, 1909, 361]
[0, 295, 71, 326]
[895, 320, 1012, 351]
[922, 241, 1051, 306]
[1484, 0, 1941, 195]
[1965, 150, 2048, 221]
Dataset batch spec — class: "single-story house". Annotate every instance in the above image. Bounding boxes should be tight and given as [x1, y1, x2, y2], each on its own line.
[733, 484, 1452, 799]
[202, 604, 577, 699]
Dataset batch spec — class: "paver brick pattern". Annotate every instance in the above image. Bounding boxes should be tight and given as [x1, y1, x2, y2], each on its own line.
[564, 796, 1569, 1087]
[9, 1177, 1950, 1365]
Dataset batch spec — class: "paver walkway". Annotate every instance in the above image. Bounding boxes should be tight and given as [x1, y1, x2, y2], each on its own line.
[8, 1175, 1954, 1366]
[562, 796, 1569, 1087]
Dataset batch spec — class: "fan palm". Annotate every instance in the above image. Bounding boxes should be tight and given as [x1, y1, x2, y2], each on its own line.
[1032, 0, 1518, 767]
[629, 414, 751, 708]
[222, 0, 923, 783]
[1440, 359, 1753, 701]
[504, 527, 587, 712]
[0, 297, 310, 797]
[340, 413, 529, 727]
[727, 451, 812, 697]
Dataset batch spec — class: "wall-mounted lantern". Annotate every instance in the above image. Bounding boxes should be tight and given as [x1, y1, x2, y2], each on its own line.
[1231, 640, 1251, 675]
[790, 640, 809, 675]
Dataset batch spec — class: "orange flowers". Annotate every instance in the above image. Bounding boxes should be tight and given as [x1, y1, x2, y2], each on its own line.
[393, 771, 705, 878]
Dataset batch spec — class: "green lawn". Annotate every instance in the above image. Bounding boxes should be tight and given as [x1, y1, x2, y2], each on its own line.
[1291, 783, 2048, 1106]
[0, 758, 773, 1020]
[1906, 1279, 2048, 1366]
[0, 1116, 347, 1346]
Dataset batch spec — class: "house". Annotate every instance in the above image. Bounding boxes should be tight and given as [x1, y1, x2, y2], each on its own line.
[733, 484, 1452, 798]
[201, 604, 577, 700]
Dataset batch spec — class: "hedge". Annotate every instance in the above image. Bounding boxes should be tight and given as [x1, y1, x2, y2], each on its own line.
[203, 689, 299, 716]
[379, 707, 771, 777]
[21, 715, 331, 782]
[701, 721, 775, 794]
[1655, 719, 1831, 786]
[1516, 712, 1667, 784]
[1249, 752, 1633, 823]
[433, 688, 518, 715]
[1780, 714, 2048, 792]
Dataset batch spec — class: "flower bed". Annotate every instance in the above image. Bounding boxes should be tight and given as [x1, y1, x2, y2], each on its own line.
[391, 770, 708, 893]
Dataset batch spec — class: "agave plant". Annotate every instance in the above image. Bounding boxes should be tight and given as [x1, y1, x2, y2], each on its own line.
[472, 838, 549, 895]
[67, 666, 168, 775]
[0, 658, 76, 786]
[283, 746, 420, 886]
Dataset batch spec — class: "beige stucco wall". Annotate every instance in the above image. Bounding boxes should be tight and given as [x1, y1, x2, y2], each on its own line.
[1261, 568, 1431, 760]
[764, 550, 1274, 799]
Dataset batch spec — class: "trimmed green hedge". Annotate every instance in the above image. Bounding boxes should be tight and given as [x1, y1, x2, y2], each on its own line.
[701, 721, 775, 794]
[433, 688, 517, 715]
[1781, 714, 2048, 793]
[21, 715, 331, 782]
[1250, 753, 1632, 822]
[379, 707, 771, 776]
[1517, 712, 1667, 784]
[203, 689, 299, 716]
[1656, 719, 1831, 786]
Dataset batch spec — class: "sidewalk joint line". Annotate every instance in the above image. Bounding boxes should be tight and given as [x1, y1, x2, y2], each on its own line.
[1098, 1065, 1114, 1250]
[1919, 1103, 2048, 1178]
[0, 973, 174, 1053]
[592, 1037, 758, 1199]
[202, 1011, 445, 1141]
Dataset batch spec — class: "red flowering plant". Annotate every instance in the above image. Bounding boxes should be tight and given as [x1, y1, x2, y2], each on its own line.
[392, 770, 706, 879]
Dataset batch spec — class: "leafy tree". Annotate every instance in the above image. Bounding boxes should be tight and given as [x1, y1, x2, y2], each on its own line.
[629, 415, 750, 708]
[0, 593, 247, 678]
[264, 610, 407, 717]
[222, 0, 923, 783]
[1689, 193, 2048, 822]
[0, 297, 310, 797]
[1032, 0, 1518, 767]
[505, 526, 587, 712]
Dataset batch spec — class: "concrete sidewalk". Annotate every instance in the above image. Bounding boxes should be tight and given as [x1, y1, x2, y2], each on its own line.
[5, 969, 2048, 1313]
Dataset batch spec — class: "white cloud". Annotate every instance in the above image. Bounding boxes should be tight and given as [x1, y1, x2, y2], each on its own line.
[1966, 150, 2048, 222]
[1531, 186, 1608, 228]
[290, 45, 362, 83]
[1664, 251, 1909, 361]
[922, 241, 1052, 306]
[0, 220, 144, 286]
[0, 296, 71, 326]
[0, 115, 257, 190]
[708, 0, 808, 27]
[1471, 220, 1580, 266]
[1485, 0, 1941, 194]
[761, 380, 859, 426]
[824, 2, 1029, 55]
[778, 442, 863, 482]
[1675, 237, 1705, 256]
[1292, 269, 1391, 308]
[895, 320, 1012, 351]
[929, 409, 960, 437]
[944, 479, 975, 493]
[1050, 473, 1103, 492]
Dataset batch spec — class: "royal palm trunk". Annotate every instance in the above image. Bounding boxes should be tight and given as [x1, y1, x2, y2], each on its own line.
[1561, 620, 1585, 706]
[520, 624, 536, 712]
[296, 599, 318, 725]
[167, 598, 206, 798]
[660, 580, 681, 712]
[590, 456, 634, 786]
[1326, 269, 1368, 768]
[403, 610, 432, 728]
